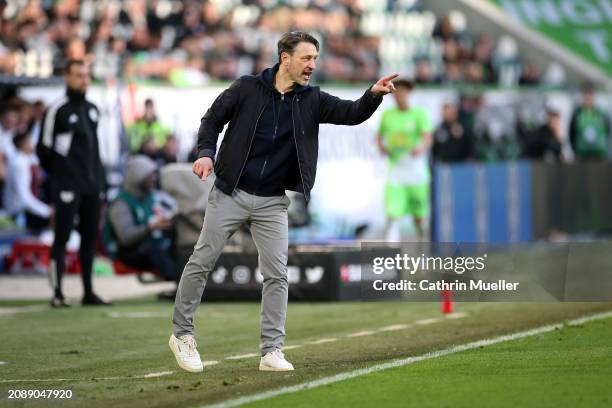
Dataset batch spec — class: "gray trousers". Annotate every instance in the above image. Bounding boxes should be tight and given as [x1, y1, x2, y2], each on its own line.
[172, 186, 291, 355]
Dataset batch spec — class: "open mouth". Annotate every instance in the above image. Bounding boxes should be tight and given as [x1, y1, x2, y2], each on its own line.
[302, 72, 312, 80]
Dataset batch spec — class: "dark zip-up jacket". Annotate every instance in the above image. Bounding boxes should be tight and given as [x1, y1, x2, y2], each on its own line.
[196, 64, 383, 200]
[236, 65, 306, 196]
[36, 88, 105, 195]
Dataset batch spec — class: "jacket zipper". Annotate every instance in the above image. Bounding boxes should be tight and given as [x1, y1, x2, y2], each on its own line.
[255, 94, 280, 195]
[79, 104, 96, 185]
[233, 101, 267, 193]
[291, 95, 308, 199]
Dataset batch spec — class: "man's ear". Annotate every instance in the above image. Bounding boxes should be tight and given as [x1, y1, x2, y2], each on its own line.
[280, 52, 290, 67]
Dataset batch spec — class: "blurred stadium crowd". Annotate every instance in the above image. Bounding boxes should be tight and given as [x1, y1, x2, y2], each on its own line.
[0, 0, 610, 240]
[1, 84, 609, 233]
[0, 0, 563, 86]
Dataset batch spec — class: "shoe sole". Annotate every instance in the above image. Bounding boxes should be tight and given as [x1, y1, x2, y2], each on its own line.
[168, 337, 203, 373]
[259, 363, 295, 372]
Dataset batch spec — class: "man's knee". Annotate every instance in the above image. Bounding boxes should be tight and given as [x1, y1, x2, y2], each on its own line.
[260, 259, 288, 284]
[262, 274, 288, 286]
[190, 228, 228, 262]
[51, 239, 69, 258]
[182, 243, 220, 278]
[77, 239, 96, 258]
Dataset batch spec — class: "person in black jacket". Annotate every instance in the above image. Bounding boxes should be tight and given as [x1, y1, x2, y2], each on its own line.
[37, 60, 110, 308]
[521, 109, 563, 161]
[432, 103, 474, 163]
[170, 31, 397, 373]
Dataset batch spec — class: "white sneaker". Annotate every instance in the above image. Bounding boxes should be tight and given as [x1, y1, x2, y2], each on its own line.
[169, 335, 203, 373]
[259, 349, 294, 371]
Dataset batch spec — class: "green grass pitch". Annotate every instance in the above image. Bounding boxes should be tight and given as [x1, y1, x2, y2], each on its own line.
[244, 312, 612, 408]
[0, 299, 611, 407]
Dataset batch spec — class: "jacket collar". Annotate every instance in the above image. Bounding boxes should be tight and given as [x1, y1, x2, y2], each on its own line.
[257, 63, 310, 95]
[66, 87, 86, 102]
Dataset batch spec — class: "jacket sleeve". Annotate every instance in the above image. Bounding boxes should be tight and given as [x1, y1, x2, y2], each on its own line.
[547, 131, 562, 157]
[196, 78, 242, 160]
[319, 86, 383, 125]
[108, 200, 150, 247]
[568, 109, 578, 151]
[36, 106, 61, 172]
[11, 156, 51, 218]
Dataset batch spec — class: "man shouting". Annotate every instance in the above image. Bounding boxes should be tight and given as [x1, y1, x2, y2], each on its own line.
[170, 31, 397, 372]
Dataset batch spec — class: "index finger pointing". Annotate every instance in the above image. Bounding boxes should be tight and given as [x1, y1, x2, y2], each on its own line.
[381, 73, 399, 83]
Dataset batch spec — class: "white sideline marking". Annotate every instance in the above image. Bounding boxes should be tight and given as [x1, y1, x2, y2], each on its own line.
[108, 311, 168, 318]
[378, 324, 410, 332]
[203, 360, 220, 367]
[143, 371, 174, 378]
[0, 305, 49, 316]
[346, 331, 375, 338]
[306, 338, 338, 345]
[0, 361, 7, 366]
[283, 345, 302, 350]
[198, 310, 612, 408]
[414, 318, 442, 325]
[445, 312, 468, 319]
[225, 353, 259, 360]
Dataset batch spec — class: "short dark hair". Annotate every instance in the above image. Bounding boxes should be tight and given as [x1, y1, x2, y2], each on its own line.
[65, 59, 85, 74]
[394, 79, 414, 90]
[0, 104, 19, 116]
[581, 82, 595, 93]
[13, 132, 30, 149]
[277, 31, 319, 62]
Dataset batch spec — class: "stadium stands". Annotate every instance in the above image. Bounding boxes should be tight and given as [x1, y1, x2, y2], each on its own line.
[0, 0, 610, 253]
[0, 0, 557, 86]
